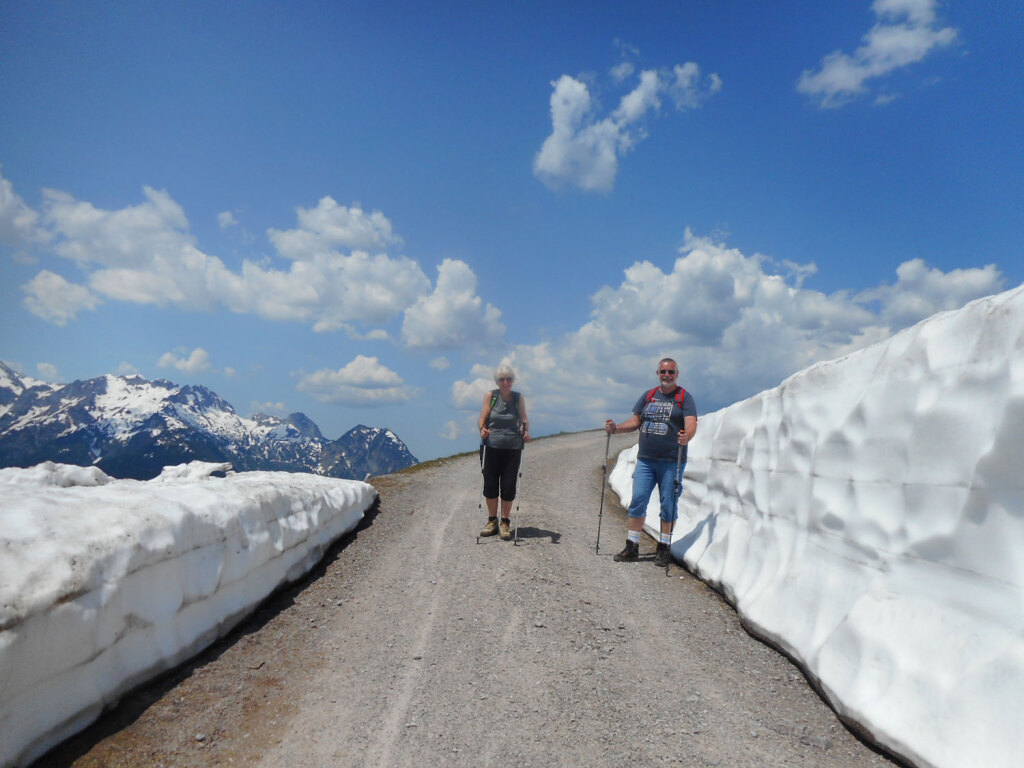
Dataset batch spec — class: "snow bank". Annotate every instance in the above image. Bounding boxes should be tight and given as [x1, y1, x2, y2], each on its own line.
[0, 462, 377, 768]
[610, 284, 1024, 768]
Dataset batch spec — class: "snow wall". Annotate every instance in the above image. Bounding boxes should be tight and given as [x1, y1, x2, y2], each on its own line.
[610, 284, 1024, 768]
[0, 462, 377, 767]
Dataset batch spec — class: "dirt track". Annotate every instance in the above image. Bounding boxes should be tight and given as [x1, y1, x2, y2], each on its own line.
[37, 431, 901, 767]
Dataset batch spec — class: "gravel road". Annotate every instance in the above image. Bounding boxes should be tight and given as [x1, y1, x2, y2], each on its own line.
[38, 431, 903, 768]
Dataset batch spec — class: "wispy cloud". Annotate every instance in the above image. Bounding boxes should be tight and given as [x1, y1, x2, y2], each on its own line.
[798, 0, 957, 108]
[251, 400, 288, 416]
[36, 362, 61, 382]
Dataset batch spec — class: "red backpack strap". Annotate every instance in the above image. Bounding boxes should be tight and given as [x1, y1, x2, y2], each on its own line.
[648, 386, 685, 406]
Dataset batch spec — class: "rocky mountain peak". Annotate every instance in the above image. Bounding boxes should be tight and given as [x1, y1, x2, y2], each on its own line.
[0, 362, 417, 480]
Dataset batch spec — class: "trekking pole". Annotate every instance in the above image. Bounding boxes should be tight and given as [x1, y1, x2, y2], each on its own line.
[475, 444, 487, 544]
[596, 431, 611, 555]
[667, 444, 683, 574]
[513, 446, 524, 546]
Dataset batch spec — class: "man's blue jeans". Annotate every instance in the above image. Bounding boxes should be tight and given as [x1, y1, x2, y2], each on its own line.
[628, 458, 685, 522]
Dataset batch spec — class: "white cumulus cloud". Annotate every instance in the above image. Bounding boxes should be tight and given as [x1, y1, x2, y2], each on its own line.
[534, 59, 721, 192]
[453, 232, 1005, 435]
[43, 186, 192, 268]
[9, 176, 506, 357]
[855, 257, 1004, 328]
[451, 362, 501, 410]
[157, 347, 214, 374]
[268, 196, 402, 258]
[402, 259, 505, 349]
[295, 355, 415, 406]
[20, 184, 432, 338]
[0, 167, 44, 247]
[22, 270, 101, 325]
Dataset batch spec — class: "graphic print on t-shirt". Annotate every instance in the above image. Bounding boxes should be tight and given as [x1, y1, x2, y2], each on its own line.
[640, 400, 673, 435]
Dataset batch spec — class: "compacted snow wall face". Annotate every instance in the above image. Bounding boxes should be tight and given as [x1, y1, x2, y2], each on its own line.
[0, 462, 377, 768]
[610, 285, 1024, 768]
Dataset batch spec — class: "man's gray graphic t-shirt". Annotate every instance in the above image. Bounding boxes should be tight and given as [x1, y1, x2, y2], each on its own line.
[631, 387, 697, 462]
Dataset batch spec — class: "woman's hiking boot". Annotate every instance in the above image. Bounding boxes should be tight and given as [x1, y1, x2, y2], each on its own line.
[654, 542, 672, 567]
[613, 540, 639, 562]
[499, 518, 512, 540]
[480, 517, 499, 537]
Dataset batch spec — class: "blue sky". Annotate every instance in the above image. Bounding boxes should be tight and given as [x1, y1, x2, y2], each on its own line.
[1, 0, 1022, 462]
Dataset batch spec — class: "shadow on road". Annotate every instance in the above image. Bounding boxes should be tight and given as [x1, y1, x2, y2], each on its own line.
[512, 525, 560, 543]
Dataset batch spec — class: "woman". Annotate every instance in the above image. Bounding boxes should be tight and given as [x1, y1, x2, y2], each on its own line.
[478, 364, 530, 540]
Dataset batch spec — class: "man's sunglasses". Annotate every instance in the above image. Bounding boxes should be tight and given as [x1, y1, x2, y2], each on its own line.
[658, 369, 677, 375]
[497, 377, 513, 382]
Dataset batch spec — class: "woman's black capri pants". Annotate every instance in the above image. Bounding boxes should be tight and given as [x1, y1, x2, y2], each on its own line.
[481, 446, 522, 501]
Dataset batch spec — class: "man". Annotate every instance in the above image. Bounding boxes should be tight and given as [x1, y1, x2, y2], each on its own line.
[604, 358, 697, 566]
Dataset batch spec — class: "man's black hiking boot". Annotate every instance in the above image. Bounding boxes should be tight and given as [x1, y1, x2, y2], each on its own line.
[654, 542, 672, 567]
[614, 540, 639, 562]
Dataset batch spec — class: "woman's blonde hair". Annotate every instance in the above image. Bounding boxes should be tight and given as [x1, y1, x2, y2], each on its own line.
[494, 364, 516, 383]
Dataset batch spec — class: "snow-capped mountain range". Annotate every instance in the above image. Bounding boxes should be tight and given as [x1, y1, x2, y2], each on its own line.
[0, 361, 418, 480]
